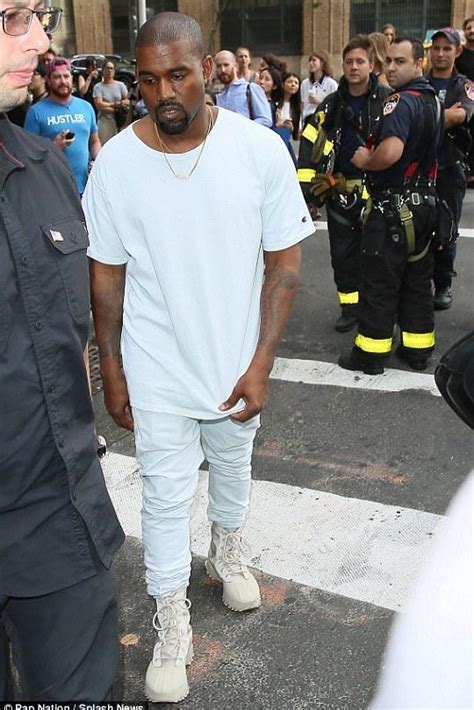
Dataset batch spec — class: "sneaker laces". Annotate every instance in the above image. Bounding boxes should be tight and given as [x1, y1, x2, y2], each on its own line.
[152, 596, 191, 663]
[222, 530, 252, 576]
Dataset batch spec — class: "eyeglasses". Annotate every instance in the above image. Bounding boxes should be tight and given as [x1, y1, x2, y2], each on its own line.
[0, 6, 63, 37]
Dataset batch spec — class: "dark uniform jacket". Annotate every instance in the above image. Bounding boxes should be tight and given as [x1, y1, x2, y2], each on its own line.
[0, 115, 124, 597]
[369, 77, 442, 192]
[427, 69, 474, 168]
[298, 74, 391, 201]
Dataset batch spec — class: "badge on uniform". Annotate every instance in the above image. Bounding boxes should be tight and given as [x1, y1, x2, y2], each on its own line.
[383, 93, 400, 115]
[465, 83, 474, 101]
[50, 229, 64, 242]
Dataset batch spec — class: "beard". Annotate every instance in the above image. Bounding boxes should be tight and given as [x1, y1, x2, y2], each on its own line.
[154, 100, 190, 135]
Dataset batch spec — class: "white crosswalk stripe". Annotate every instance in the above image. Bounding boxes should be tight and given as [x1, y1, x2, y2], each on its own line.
[272, 357, 440, 396]
[102, 452, 442, 613]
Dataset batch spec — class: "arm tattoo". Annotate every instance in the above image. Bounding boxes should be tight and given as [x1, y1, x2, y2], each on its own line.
[257, 263, 299, 359]
[91, 265, 125, 360]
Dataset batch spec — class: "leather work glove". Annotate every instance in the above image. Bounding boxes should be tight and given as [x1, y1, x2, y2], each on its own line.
[309, 173, 346, 201]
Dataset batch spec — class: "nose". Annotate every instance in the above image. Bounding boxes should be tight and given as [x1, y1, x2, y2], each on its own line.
[24, 12, 50, 54]
[156, 78, 175, 102]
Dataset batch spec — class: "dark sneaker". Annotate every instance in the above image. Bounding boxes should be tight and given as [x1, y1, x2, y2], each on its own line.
[434, 287, 452, 311]
[338, 349, 384, 375]
[395, 345, 428, 371]
[335, 308, 358, 333]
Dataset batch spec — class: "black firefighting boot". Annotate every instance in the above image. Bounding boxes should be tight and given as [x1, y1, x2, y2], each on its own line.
[335, 304, 358, 333]
[338, 346, 385, 375]
[395, 345, 429, 372]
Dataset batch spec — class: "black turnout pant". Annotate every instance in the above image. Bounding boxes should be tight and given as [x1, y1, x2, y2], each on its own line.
[0, 567, 119, 701]
[326, 200, 362, 304]
[356, 202, 437, 362]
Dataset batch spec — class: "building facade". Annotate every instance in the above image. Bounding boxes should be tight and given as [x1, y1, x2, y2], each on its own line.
[52, 0, 474, 73]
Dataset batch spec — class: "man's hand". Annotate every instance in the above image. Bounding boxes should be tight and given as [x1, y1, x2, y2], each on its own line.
[444, 102, 467, 129]
[101, 360, 134, 431]
[219, 363, 269, 422]
[53, 130, 74, 151]
[351, 146, 372, 169]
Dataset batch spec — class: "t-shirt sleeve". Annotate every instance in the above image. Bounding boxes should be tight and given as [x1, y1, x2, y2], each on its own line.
[88, 103, 98, 133]
[92, 84, 102, 99]
[378, 95, 413, 145]
[120, 82, 128, 99]
[24, 106, 41, 135]
[261, 137, 314, 252]
[83, 166, 128, 265]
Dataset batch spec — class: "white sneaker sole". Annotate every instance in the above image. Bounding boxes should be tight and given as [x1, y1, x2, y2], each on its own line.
[205, 560, 261, 612]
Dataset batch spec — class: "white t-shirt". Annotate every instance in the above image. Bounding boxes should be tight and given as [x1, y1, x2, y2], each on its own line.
[371, 473, 473, 709]
[83, 108, 313, 418]
[301, 75, 339, 119]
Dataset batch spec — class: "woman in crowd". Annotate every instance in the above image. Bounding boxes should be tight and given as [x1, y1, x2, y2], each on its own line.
[300, 50, 338, 124]
[258, 64, 283, 125]
[369, 32, 390, 86]
[381, 23, 396, 44]
[93, 60, 130, 145]
[275, 71, 301, 165]
[236, 47, 259, 83]
[78, 56, 101, 115]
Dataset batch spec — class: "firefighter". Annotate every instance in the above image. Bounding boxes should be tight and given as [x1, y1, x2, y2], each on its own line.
[339, 36, 442, 374]
[427, 27, 474, 310]
[298, 35, 390, 332]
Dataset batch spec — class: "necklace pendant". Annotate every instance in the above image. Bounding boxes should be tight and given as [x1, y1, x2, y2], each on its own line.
[174, 171, 190, 180]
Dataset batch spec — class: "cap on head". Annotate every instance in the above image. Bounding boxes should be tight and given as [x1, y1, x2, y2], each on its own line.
[47, 56, 71, 76]
[432, 27, 461, 46]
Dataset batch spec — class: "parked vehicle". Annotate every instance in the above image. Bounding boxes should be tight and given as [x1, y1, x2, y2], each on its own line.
[69, 54, 136, 90]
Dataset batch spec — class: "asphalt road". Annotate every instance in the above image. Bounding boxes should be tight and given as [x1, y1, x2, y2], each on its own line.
[93, 190, 474, 709]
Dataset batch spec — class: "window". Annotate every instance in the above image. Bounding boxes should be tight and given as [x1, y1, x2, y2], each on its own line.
[350, 0, 451, 40]
[220, 0, 303, 55]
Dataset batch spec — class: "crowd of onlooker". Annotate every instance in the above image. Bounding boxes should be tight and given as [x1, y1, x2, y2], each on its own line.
[7, 18, 474, 198]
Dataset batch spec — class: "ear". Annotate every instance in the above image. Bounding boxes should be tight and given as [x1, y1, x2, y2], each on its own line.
[202, 55, 213, 83]
[455, 46, 463, 59]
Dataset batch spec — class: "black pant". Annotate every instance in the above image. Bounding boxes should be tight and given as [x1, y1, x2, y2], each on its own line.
[356, 203, 437, 361]
[0, 568, 119, 701]
[326, 200, 362, 304]
[434, 163, 467, 290]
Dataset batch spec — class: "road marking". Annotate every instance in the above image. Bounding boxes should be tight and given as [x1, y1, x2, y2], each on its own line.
[314, 220, 474, 239]
[103, 452, 443, 612]
[271, 357, 440, 396]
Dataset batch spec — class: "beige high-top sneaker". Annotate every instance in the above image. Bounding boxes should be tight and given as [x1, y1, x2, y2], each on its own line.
[145, 587, 193, 703]
[205, 523, 261, 612]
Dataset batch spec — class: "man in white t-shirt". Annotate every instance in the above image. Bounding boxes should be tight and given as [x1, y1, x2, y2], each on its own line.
[83, 11, 313, 704]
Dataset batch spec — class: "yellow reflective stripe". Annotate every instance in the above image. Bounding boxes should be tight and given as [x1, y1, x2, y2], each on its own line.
[338, 291, 359, 305]
[323, 140, 334, 156]
[302, 123, 318, 143]
[355, 334, 392, 354]
[401, 331, 435, 349]
[362, 186, 370, 200]
[297, 168, 316, 183]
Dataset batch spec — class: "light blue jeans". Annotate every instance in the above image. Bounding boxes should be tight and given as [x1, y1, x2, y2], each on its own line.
[133, 409, 260, 597]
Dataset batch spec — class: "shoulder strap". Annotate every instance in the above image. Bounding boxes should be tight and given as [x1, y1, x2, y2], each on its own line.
[246, 83, 254, 120]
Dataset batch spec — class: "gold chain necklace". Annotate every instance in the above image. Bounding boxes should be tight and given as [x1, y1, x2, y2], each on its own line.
[153, 108, 214, 180]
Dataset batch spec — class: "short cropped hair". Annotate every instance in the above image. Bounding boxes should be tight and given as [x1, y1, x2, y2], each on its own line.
[393, 36, 424, 62]
[343, 35, 374, 63]
[135, 11, 204, 59]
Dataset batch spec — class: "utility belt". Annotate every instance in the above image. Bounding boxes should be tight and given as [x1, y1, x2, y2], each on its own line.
[364, 187, 437, 263]
[370, 187, 437, 210]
